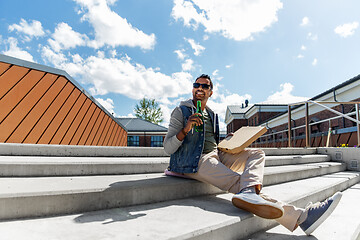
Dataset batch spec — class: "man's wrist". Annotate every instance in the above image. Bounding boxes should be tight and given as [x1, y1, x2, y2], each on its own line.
[181, 128, 188, 136]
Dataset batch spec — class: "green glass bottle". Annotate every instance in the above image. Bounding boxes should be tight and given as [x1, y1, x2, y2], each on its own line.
[194, 100, 204, 132]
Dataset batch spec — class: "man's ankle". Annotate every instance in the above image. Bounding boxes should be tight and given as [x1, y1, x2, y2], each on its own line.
[239, 186, 256, 194]
[297, 209, 307, 225]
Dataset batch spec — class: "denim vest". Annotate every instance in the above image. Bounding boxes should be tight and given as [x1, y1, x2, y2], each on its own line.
[168, 105, 220, 173]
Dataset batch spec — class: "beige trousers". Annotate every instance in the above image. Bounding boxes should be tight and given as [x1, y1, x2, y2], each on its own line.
[184, 149, 303, 231]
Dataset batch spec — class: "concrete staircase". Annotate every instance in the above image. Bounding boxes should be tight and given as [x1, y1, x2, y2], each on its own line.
[0, 143, 359, 240]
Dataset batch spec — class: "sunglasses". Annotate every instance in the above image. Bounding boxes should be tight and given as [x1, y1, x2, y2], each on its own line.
[193, 82, 211, 89]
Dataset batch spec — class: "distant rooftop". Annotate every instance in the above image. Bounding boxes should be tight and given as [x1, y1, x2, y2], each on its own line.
[228, 102, 290, 115]
[259, 98, 309, 105]
[227, 104, 254, 114]
[116, 118, 167, 133]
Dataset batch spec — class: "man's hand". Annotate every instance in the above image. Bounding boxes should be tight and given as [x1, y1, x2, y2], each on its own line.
[176, 113, 203, 141]
[184, 113, 203, 133]
[176, 113, 204, 141]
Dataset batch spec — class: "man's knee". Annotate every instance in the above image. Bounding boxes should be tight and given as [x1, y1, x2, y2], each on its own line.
[250, 148, 265, 155]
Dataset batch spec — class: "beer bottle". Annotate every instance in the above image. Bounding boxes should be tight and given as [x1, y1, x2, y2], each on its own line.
[194, 100, 204, 132]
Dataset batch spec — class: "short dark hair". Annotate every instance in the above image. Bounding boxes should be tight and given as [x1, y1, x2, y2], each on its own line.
[195, 74, 213, 90]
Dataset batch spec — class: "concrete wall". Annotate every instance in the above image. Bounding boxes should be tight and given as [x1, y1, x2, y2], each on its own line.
[317, 147, 360, 171]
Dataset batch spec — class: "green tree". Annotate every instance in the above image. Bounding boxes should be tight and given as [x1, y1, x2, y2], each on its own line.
[134, 97, 163, 124]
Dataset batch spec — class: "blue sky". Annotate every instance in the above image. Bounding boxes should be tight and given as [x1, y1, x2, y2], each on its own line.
[1, 0, 360, 130]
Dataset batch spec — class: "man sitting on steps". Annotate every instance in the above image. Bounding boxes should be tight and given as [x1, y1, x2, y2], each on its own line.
[163, 73, 342, 235]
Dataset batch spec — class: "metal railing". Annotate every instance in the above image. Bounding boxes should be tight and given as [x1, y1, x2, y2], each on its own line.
[258, 100, 360, 148]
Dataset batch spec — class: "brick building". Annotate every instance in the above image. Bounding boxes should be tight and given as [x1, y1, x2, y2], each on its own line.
[225, 103, 288, 133]
[225, 73, 360, 148]
[116, 118, 167, 147]
[225, 104, 253, 133]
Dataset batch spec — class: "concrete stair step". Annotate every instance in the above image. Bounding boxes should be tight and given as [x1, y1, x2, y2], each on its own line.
[0, 143, 317, 157]
[0, 154, 330, 177]
[259, 148, 318, 156]
[263, 161, 346, 185]
[0, 156, 170, 176]
[0, 171, 358, 240]
[264, 154, 330, 166]
[0, 161, 346, 220]
[0, 143, 169, 157]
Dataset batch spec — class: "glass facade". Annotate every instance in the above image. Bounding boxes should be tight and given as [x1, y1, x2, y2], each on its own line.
[151, 136, 163, 147]
[128, 136, 140, 146]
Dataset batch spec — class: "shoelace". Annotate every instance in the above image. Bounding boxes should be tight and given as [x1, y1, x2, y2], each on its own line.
[307, 198, 330, 211]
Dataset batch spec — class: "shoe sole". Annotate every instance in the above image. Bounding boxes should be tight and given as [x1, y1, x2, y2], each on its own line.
[232, 197, 283, 219]
[304, 192, 343, 235]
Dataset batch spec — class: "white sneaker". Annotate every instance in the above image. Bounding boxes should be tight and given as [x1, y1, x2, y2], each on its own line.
[232, 192, 284, 219]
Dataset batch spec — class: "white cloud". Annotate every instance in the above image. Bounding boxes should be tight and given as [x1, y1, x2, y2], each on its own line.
[174, 49, 187, 60]
[72, 54, 83, 63]
[312, 58, 318, 66]
[182, 59, 194, 71]
[225, 64, 233, 69]
[2, 37, 35, 62]
[184, 38, 205, 56]
[41, 45, 78, 73]
[8, 19, 45, 41]
[48, 22, 88, 52]
[109, 49, 117, 58]
[263, 83, 308, 104]
[74, 0, 156, 49]
[297, 54, 304, 59]
[97, 50, 105, 58]
[96, 97, 117, 116]
[41, 45, 67, 65]
[307, 32, 318, 41]
[334, 22, 359, 38]
[41, 47, 193, 101]
[118, 113, 136, 118]
[203, 35, 209, 40]
[211, 70, 223, 81]
[40, 43, 242, 130]
[159, 103, 174, 128]
[41, 44, 196, 126]
[301, 45, 306, 51]
[208, 83, 252, 130]
[172, 0, 283, 41]
[300, 17, 310, 26]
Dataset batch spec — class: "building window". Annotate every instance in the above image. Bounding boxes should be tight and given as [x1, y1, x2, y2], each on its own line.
[128, 136, 140, 146]
[151, 136, 163, 147]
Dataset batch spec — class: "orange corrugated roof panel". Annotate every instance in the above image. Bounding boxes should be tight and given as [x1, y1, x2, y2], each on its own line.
[0, 54, 127, 146]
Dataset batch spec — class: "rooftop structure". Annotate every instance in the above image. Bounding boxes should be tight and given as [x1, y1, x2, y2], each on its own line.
[117, 118, 167, 133]
[0, 54, 127, 146]
[116, 118, 167, 147]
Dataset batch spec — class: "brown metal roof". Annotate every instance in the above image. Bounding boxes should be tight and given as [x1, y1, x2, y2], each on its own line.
[0, 54, 127, 146]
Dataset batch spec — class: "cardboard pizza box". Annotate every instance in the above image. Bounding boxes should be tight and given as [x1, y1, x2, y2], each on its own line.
[218, 126, 267, 154]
